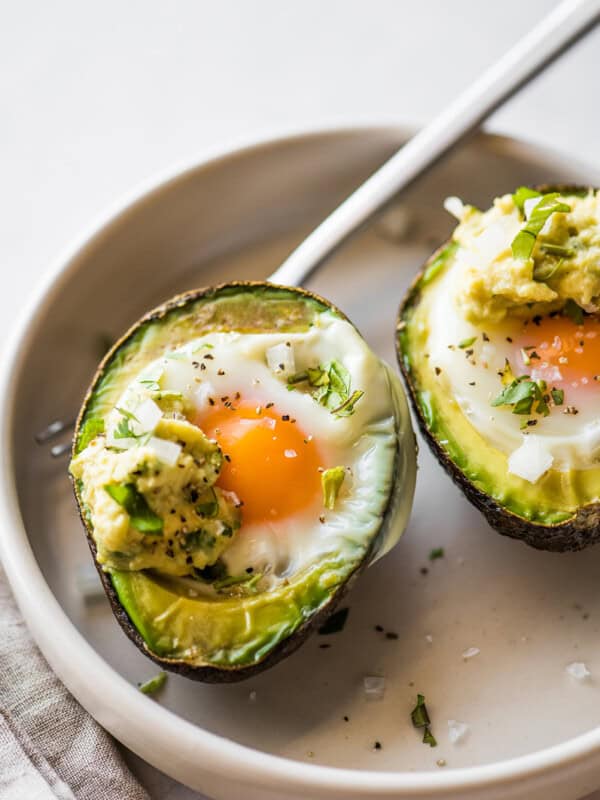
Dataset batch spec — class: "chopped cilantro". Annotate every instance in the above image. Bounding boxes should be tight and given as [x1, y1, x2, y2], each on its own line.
[492, 375, 549, 417]
[318, 606, 349, 635]
[423, 727, 437, 747]
[512, 186, 541, 214]
[196, 487, 218, 518]
[429, 547, 444, 561]
[458, 336, 477, 349]
[287, 360, 363, 417]
[511, 193, 570, 260]
[321, 466, 346, 510]
[113, 407, 140, 439]
[138, 672, 167, 695]
[411, 694, 431, 728]
[104, 483, 163, 534]
[551, 387, 564, 406]
[540, 242, 574, 258]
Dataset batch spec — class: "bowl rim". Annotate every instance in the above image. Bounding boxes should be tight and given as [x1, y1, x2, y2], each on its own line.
[1, 122, 599, 796]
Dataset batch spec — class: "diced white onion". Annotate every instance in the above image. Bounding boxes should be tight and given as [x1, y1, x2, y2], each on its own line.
[284, 449, 297, 459]
[266, 342, 295, 375]
[221, 489, 241, 507]
[363, 675, 385, 701]
[566, 661, 591, 680]
[474, 222, 509, 262]
[448, 719, 469, 744]
[507, 436, 554, 484]
[462, 646, 480, 660]
[444, 196, 465, 221]
[148, 436, 181, 466]
[132, 398, 163, 435]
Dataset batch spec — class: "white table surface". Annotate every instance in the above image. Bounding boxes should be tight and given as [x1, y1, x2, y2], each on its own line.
[2, 1, 600, 798]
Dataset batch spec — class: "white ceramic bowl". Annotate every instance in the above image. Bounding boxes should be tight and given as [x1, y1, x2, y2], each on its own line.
[2, 126, 600, 800]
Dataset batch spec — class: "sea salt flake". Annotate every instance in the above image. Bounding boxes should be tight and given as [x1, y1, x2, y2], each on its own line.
[462, 646, 480, 660]
[448, 719, 469, 744]
[363, 675, 385, 701]
[425, 634, 433, 644]
[566, 662, 591, 680]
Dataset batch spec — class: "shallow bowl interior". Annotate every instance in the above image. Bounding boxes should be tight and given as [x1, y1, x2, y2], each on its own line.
[4, 126, 600, 800]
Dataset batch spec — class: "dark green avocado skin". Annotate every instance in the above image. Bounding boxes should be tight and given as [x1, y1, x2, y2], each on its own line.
[71, 281, 392, 682]
[397, 186, 600, 554]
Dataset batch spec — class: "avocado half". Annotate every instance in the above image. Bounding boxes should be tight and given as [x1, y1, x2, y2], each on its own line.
[397, 186, 600, 553]
[72, 282, 416, 681]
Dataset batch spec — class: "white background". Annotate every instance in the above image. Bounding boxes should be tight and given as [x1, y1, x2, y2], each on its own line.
[2, 1, 599, 798]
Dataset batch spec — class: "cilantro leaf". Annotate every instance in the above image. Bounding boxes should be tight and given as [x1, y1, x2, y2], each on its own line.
[138, 672, 167, 695]
[511, 193, 570, 260]
[512, 186, 541, 214]
[492, 376, 550, 417]
[288, 360, 363, 417]
[104, 482, 163, 534]
[411, 694, 431, 728]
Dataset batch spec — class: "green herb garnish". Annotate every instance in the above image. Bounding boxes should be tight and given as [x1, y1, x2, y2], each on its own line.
[422, 728, 437, 747]
[318, 607, 349, 635]
[138, 671, 167, 695]
[429, 548, 444, 561]
[104, 482, 163, 534]
[321, 466, 346, 510]
[512, 186, 541, 214]
[563, 298, 585, 325]
[287, 360, 363, 417]
[458, 336, 477, 349]
[492, 375, 549, 417]
[551, 388, 564, 406]
[411, 694, 431, 728]
[511, 193, 570, 260]
[113, 407, 140, 440]
[78, 417, 105, 450]
[181, 529, 216, 552]
[196, 487, 218, 518]
[540, 243, 574, 258]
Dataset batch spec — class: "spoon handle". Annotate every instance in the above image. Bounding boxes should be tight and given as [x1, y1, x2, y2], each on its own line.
[270, 0, 600, 288]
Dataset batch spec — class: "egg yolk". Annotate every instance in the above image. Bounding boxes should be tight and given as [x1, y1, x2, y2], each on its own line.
[515, 314, 600, 387]
[195, 401, 323, 528]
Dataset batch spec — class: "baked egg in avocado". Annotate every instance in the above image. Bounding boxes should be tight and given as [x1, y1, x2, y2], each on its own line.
[71, 282, 416, 681]
[398, 186, 600, 552]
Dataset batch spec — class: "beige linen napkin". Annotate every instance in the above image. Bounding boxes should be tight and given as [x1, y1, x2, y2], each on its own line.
[0, 567, 149, 800]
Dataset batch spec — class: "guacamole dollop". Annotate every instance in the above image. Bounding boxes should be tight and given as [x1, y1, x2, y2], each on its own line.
[451, 190, 600, 324]
[70, 417, 241, 575]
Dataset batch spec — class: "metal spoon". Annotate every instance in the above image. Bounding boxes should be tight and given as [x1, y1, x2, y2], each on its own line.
[38, 0, 599, 453]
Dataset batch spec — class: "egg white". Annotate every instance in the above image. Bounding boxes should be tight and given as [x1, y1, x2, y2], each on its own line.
[426, 264, 600, 471]
[110, 312, 399, 580]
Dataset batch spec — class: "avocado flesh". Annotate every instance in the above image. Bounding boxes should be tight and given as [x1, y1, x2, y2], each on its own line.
[110, 557, 348, 670]
[398, 191, 600, 552]
[73, 282, 413, 679]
